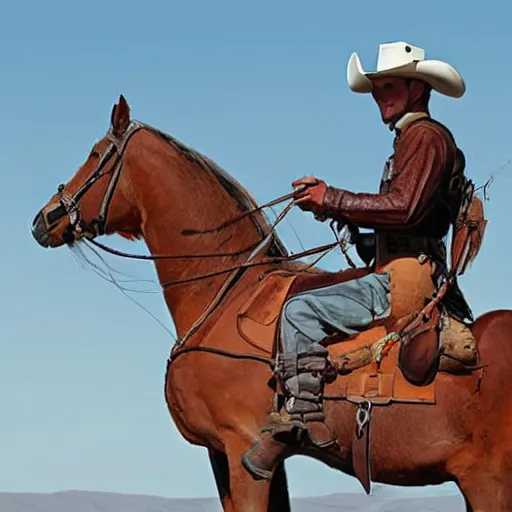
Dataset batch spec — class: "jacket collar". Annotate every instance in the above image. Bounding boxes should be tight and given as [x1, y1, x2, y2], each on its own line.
[394, 112, 430, 136]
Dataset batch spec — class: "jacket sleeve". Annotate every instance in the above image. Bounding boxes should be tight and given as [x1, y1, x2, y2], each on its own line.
[321, 122, 453, 230]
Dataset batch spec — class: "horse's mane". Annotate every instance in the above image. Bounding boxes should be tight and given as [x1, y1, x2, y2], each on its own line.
[139, 122, 288, 257]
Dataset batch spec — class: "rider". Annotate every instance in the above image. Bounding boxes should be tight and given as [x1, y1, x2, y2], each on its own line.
[243, 41, 471, 479]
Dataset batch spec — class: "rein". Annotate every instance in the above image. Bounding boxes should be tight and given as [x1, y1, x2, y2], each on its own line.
[87, 238, 340, 287]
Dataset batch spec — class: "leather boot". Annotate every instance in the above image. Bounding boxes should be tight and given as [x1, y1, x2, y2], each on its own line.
[241, 345, 335, 481]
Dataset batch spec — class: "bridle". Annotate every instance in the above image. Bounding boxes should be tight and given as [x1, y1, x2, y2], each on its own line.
[45, 121, 144, 243]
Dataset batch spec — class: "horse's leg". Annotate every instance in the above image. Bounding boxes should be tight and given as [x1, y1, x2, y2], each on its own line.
[220, 438, 284, 512]
[462, 493, 473, 512]
[267, 462, 291, 512]
[208, 448, 231, 508]
[456, 468, 512, 512]
[208, 447, 290, 512]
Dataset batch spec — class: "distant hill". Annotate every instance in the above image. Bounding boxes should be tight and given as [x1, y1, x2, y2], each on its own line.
[0, 488, 466, 511]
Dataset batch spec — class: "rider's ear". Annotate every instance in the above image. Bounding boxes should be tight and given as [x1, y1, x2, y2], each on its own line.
[408, 80, 428, 105]
[110, 94, 131, 138]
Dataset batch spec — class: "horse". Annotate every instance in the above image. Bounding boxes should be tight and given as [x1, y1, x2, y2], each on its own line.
[31, 94, 512, 512]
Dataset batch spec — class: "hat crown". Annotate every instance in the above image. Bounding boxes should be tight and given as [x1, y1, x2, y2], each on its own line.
[376, 41, 425, 72]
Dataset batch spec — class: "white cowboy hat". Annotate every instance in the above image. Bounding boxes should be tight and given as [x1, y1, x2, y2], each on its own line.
[347, 41, 466, 98]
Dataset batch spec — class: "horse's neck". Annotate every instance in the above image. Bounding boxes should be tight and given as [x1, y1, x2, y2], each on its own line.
[129, 132, 267, 338]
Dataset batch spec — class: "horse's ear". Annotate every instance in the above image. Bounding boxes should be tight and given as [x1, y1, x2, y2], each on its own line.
[110, 94, 131, 137]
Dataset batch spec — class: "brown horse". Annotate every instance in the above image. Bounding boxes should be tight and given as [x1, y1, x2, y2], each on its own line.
[31, 95, 512, 512]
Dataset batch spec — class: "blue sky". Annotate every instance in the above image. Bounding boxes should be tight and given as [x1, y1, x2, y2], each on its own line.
[1, 0, 511, 502]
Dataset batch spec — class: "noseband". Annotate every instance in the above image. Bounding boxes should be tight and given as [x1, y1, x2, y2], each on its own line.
[46, 120, 143, 242]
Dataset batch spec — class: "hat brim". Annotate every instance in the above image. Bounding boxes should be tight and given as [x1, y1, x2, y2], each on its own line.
[347, 52, 466, 98]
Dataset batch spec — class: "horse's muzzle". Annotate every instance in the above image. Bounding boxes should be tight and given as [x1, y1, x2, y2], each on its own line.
[31, 211, 50, 247]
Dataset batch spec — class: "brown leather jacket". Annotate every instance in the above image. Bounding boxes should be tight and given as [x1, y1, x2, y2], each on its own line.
[322, 115, 458, 239]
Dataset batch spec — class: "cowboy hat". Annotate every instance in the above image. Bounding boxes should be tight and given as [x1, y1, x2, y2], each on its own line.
[347, 41, 466, 98]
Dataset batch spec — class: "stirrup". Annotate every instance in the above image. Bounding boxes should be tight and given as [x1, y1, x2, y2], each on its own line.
[262, 408, 335, 449]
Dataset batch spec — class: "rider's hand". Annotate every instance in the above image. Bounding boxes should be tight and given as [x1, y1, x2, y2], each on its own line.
[292, 176, 328, 214]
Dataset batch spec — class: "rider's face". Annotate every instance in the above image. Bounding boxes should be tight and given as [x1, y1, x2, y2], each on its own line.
[371, 77, 411, 125]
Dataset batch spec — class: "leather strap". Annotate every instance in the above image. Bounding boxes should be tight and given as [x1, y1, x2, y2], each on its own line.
[352, 400, 373, 495]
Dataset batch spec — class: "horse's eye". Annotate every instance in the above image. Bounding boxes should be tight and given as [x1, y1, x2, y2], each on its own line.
[89, 150, 100, 158]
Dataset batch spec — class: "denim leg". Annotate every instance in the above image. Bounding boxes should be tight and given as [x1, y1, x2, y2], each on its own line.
[280, 272, 391, 354]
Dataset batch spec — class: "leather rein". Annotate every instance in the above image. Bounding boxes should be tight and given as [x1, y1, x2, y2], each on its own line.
[47, 120, 350, 364]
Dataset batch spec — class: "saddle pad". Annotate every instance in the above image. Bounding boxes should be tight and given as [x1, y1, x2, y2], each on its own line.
[237, 271, 297, 354]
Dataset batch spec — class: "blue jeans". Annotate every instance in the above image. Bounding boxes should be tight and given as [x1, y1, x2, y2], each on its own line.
[280, 272, 392, 354]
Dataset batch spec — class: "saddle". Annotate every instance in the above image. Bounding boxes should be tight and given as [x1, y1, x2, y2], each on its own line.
[238, 264, 479, 390]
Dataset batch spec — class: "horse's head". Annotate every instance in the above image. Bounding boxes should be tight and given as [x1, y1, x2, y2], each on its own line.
[32, 95, 141, 248]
